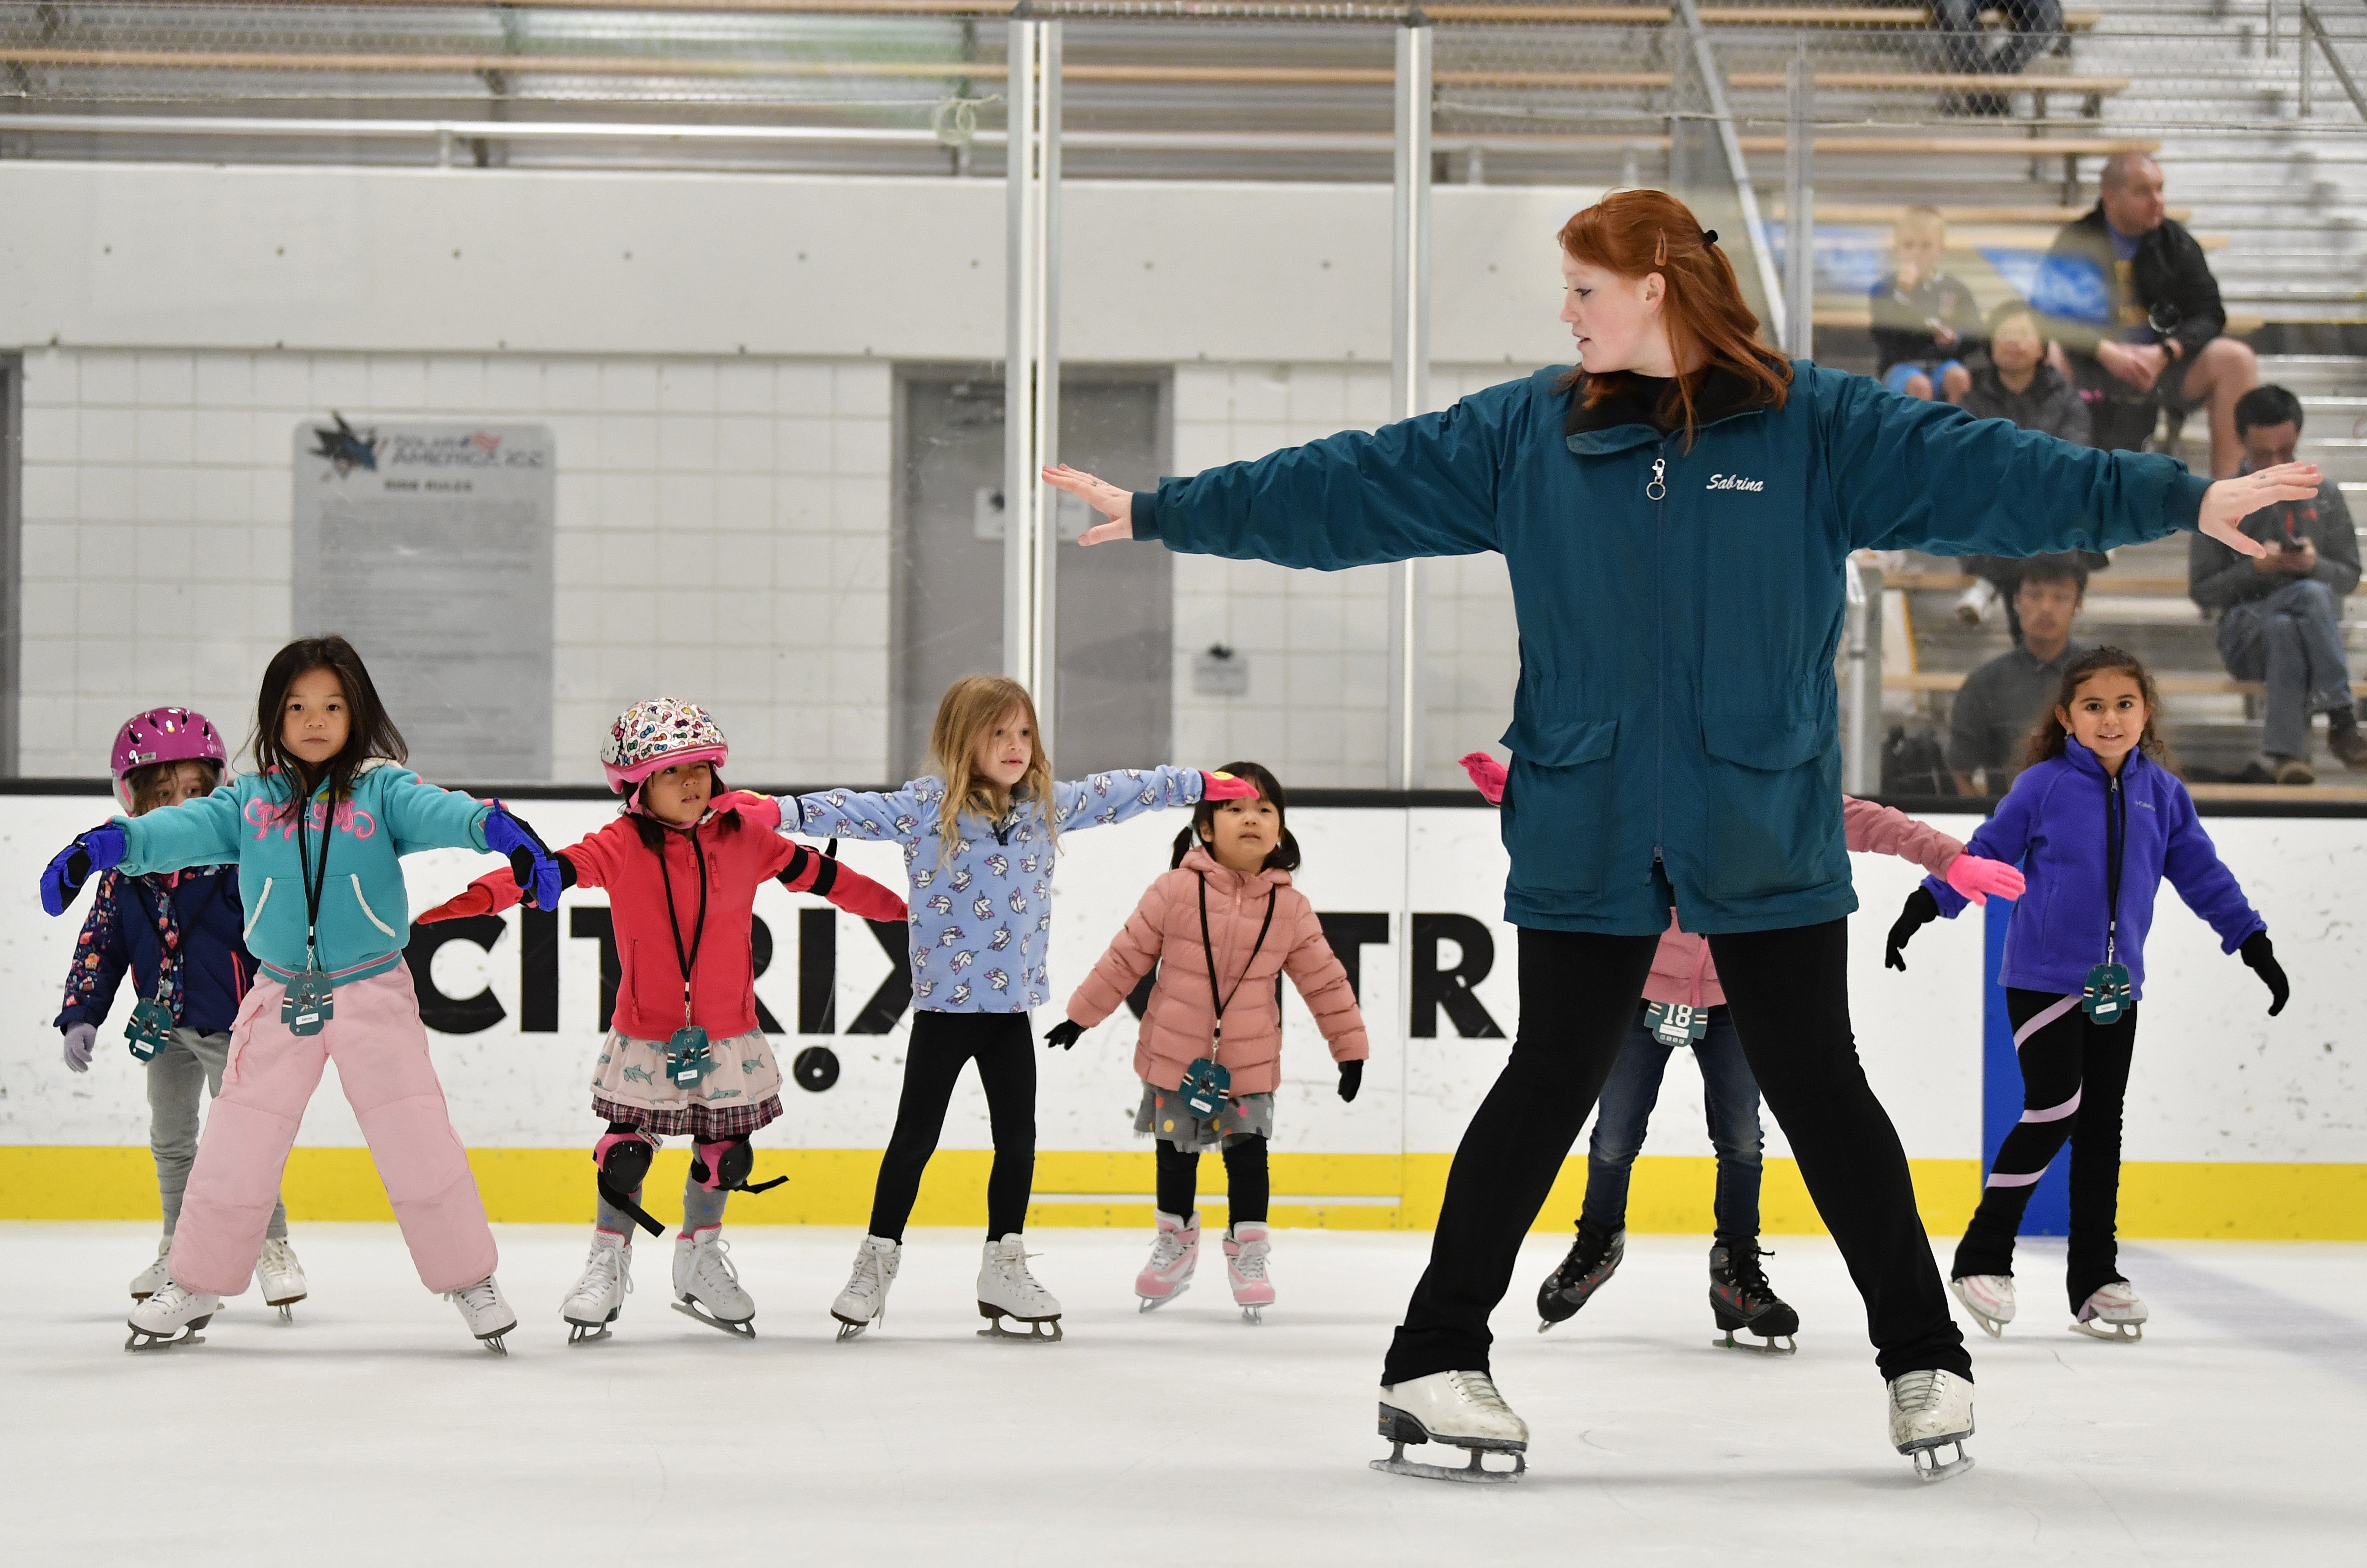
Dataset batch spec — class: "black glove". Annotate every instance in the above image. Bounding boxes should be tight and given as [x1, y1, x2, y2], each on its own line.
[1044, 1018, 1084, 1050]
[2239, 931, 2288, 1016]
[1338, 1059, 1363, 1103]
[1886, 887, 1939, 972]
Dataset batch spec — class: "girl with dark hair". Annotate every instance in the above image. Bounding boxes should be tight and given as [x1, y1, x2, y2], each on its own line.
[418, 698, 906, 1344]
[1044, 762, 1367, 1321]
[37, 635, 563, 1354]
[1044, 187, 2318, 1480]
[1889, 647, 2288, 1344]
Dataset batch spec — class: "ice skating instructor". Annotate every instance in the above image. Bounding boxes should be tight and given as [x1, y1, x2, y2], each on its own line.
[1043, 188, 2317, 1482]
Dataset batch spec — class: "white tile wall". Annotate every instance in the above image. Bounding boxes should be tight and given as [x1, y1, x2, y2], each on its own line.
[16, 348, 894, 786]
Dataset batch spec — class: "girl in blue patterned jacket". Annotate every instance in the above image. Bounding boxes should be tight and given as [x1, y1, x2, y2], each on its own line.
[799, 674, 1252, 1342]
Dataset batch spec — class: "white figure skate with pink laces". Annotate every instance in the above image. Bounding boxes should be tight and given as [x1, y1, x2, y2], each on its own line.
[1135, 1210, 1199, 1311]
[1224, 1222, 1275, 1324]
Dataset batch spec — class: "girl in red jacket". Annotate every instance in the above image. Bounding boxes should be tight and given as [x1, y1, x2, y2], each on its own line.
[419, 699, 905, 1343]
[1047, 761, 1369, 1321]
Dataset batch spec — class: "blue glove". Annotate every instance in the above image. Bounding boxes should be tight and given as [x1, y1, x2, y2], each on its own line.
[40, 825, 126, 916]
[482, 804, 562, 910]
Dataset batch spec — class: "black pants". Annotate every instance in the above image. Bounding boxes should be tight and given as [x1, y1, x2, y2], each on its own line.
[868, 1011, 1036, 1241]
[1155, 1137, 1271, 1225]
[1382, 922, 1969, 1387]
[1953, 988, 2138, 1312]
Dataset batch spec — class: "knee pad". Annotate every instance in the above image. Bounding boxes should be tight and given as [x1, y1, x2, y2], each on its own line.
[691, 1135, 786, 1196]
[594, 1129, 656, 1192]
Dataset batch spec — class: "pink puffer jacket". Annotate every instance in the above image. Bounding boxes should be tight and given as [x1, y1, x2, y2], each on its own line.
[1066, 846, 1369, 1095]
[1648, 796, 1964, 1008]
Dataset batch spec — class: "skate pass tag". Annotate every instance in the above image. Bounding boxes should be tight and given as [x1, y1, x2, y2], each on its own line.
[280, 967, 333, 1037]
[1180, 1056, 1232, 1120]
[2081, 963, 2132, 1025]
[125, 996, 176, 1062]
[1646, 1001, 1708, 1048]
[665, 1025, 712, 1090]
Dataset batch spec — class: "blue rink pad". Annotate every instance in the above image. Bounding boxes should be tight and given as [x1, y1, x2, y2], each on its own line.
[1985, 898, 2073, 1235]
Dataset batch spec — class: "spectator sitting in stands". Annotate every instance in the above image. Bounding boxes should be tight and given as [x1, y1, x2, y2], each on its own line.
[2189, 384, 2366, 785]
[2040, 151, 2258, 477]
[1950, 299, 2097, 627]
[1933, 0, 2065, 114]
[1947, 555, 2090, 797]
[1870, 206, 1982, 404]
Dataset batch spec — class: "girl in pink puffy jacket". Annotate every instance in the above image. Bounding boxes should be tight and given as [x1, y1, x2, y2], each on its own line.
[1046, 761, 1368, 1321]
[1459, 753, 2022, 1354]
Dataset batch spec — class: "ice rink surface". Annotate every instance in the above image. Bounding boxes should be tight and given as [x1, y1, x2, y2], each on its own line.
[8, 1223, 2364, 1565]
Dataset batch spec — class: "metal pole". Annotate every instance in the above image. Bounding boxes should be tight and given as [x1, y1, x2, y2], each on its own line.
[1004, 12, 1059, 745]
[1842, 561, 1882, 794]
[1783, 41, 1814, 361]
[2268, 0, 2282, 58]
[1388, 15, 1432, 793]
[1675, 0, 1785, 349]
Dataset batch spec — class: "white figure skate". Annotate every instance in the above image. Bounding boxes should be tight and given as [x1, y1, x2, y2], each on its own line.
[1372, 1370, 1529, 1483]
[255, 1236, 308, 1320]
[2071, 1279, 2148, 1343]
[129, 1236, 172, 1301]
[1888, 1369, 1975, 1481]
[1950, 1273, 2016, 1338]
[671, 1227, 756, 1338]
[977, 1234, 1063, 1342]
[125, 1281, 221, 1352]
[447, 1275, 517, 1354]
[561, 1231, 633, 1345]
[1135, 1211, 1199, 1312]
[1224, 1222, 1275, 1324]
[831, 1234, 901, 1342]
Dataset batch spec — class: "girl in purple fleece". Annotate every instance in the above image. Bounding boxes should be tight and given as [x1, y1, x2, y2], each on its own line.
[1888, 647, 2288, 1344]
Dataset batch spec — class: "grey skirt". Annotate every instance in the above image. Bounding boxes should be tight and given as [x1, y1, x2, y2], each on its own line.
[1135, 1080, 1276, 1152]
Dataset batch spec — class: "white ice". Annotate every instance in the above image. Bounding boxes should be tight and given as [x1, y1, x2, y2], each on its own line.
[8, 1223, 2365, 1563]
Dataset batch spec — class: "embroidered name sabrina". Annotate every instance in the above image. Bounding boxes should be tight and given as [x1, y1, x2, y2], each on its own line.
[1706, 473, 1765, 492]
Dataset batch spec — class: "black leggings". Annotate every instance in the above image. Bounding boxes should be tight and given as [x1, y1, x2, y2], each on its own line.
[1382, 921, 1968, 1388]
[868, 1011, 1037, 1242]
[1154, 1136, 1270, 1226]
[1953, 988, 2138, 1311]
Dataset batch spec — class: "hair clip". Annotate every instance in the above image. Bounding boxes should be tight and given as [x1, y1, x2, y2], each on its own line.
[1701, 229, 1719, 245]
[1654, 230, 1668, 265]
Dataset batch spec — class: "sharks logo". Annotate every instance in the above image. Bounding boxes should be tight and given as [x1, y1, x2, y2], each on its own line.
[309, 412, 382, 477]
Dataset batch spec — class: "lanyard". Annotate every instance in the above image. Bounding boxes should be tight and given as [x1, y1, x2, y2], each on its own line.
[128, 871, 225, 1005]
[2102, 768, 2127, 966]
[1196, 872, 1278, 1065]
[291, 789, 334, 970]
[656, 825, 711, 1027]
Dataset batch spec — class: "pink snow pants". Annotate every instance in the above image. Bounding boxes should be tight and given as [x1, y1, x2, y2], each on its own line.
[169, 965, 496, 1296]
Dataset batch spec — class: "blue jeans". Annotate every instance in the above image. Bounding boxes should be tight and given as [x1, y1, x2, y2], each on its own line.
[1578, 1003, 1765, 1243]
[2217, 578, 2355, 760]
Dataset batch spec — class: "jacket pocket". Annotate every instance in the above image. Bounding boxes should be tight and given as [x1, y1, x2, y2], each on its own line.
[348, 874, 402, 940]
[1500, 714, 1618, 896]
[243, 876, 274, 941]
[1701, 712, 1844, 901]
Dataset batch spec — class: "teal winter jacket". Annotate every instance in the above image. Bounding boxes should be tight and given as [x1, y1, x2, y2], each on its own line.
[114, 762, 494, 986]
[1132, 362, 2214, 936]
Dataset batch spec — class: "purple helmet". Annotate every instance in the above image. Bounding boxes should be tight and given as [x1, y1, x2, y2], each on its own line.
[111, 707, 229, 809]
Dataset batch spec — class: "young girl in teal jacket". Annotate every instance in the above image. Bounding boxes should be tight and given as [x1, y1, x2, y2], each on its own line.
[39, 636, 561, 1354]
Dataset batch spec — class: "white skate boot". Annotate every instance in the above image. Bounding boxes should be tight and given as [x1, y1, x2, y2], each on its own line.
[446, 1274, 517, 1354]
[125, 1281, 222, 1352]
[2071, 1279, 2148, 1343]
[1224, 1222, 1275, 1324]
[561, 1231, 633, 1345]
[1135, 1210, 1199, 1312]
[130, 1236, 172, 1301]
[830, 1234, 901, 1342]
[977, 1234, 1063, 1342]
[1373, 1370, 1528, 1483]
[1888, 1369, 1975, 1482]
[671, 1226, 755, 1338]
[1950, 1273, 2015, 1338]
[255, 1236, 308, 1319]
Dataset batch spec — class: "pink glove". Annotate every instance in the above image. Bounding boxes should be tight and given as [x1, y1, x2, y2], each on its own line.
[1201, 770, 1259, 802]
[1459, 752, 1507, 805]
[1944, 853, 2025, 906]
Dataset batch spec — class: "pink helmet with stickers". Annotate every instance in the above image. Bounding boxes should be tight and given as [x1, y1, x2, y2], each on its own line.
[110, 707, 229, 809]
[602, 698, 728, 810]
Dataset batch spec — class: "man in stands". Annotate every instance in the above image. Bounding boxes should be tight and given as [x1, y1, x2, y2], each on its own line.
[1932, 0, 2064, 114]
[2190, 384, 2365, 785]
[2041, 151, 2258, 477]
[1947, 556, 2090, 797]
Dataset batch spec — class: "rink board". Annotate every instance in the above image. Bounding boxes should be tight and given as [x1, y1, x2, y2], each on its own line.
[4, 791, 2363, 1237]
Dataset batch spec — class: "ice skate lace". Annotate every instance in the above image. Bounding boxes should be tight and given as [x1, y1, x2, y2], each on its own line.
[1445, 1371, 1514, 1419]
[573, 1242, 629, 1300]
[692, 1234, 741, 1294]
[1149, 1227, 1192, 1271]
[448, 1278, 501, 1314]
[1561, 1230, 1611, 1279]
[1230, 1237, 1268, 1282]
[1727, 1246, 1775, 1300]
[1891, 1370, 1945, 1415]
[844, 1242, 893, 1304]
[996, 1244, 1050, 1304]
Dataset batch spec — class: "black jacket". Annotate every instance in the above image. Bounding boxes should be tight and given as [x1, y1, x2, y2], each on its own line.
[1958, 360, 2091, 445]
[2189, 468, 2361, 614]
[2041, 206, 2226, 392]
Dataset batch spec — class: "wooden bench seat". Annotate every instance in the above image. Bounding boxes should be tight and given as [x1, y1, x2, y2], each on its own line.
[1728, 70, 2127, 96]
[1888, 671, 2367, 697]
[1780, 204, 2193, 224]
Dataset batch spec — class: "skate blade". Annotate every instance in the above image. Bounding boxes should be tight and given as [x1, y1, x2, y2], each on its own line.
[672, 1300, 756, 1339]
[1136, 1283, 1188, 1313]
[1240, 1305, 1264, 1325]
[1714, 1330, 1798, 1355]
[477, 1327, 514, 1355]
[124, 1325, 208, 1353]
[977, 1306, 1063, 1343]
[1369, 1442, 1526, 1484]
[566, 1319, 615, 1346]
[2069, 1318, 2143, 1343]
[1909, 1441, 1975, 1483]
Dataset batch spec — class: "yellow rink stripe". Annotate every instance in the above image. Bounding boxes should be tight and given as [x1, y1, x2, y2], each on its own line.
[4, 1147, 2362, 1239]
